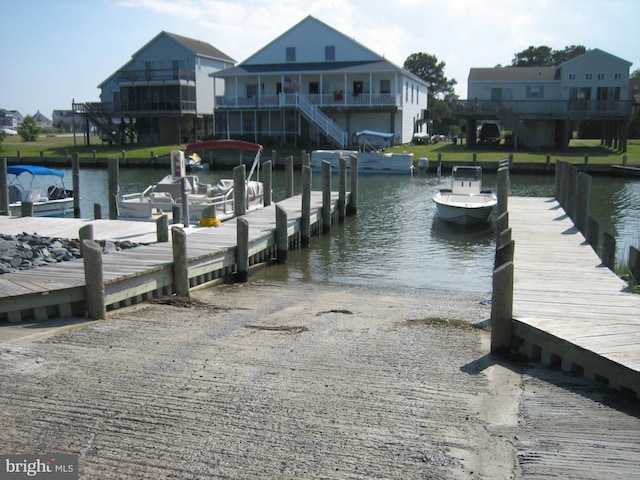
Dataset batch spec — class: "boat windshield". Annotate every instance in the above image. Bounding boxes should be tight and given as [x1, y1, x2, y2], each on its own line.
[453, 167, 481, 181]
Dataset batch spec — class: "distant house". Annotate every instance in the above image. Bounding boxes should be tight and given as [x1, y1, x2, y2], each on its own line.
[52, 110, 87, 132]
[32, 111, 53, 129]
[76, 31, 235, 145]
[210, 16, 429, 148]
[454, 48, 633, 151]
[0, 109, 24, 128]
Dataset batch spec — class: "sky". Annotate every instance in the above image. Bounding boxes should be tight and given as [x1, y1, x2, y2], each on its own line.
[1, 0, 638, 120]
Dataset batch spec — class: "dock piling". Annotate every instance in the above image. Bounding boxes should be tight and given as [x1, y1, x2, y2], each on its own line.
[301, 165, 311, 247]
[1, 158, 8, 216]
[322, 161, 331, 233]
[236, 217, 249, 283]
[171, 226, 190, 297]
[276, 205, 288, 263]
[83, 239, 106, 320]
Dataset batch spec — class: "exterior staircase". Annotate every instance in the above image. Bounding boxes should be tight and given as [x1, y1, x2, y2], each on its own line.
[494, 101, 540, 151]
[72, 102, 130, 145]
[292, 94, 347, 148]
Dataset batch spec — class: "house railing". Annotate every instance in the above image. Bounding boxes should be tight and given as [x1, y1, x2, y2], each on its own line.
[215, 92, 401, 109]
[452, 99, 632, 118]
[289, 93, 347, 147]
[116, 68, 196, 83]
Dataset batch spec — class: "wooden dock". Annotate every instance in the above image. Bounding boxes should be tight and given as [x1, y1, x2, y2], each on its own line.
[0, 191, 348, 323]
[509, 196, 640, 397]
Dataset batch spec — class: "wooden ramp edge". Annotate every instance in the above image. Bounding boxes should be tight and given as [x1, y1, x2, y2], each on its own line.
[509, 196, 640, 397]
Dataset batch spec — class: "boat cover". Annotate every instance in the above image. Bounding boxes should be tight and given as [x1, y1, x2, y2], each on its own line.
[8, 165, 65, 178]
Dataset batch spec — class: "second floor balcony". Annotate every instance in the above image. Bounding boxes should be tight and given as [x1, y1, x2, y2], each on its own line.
[215, 92, 402, 110]
[116, 68, 196, 84]
[453, 99, 632, 120]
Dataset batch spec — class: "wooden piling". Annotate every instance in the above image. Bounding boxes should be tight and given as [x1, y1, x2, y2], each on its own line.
[495, 235, 513, 268]
[0, 158, 8, 216]
[629, 246, 640, 284]
[181, 176, 190, 227]
[338, 156, 347, 223]
[236, 217, 249, 282]
[78, 224, 93, 257]
[601, 231, 616, 270]
[233, 164, 246, 217]
[108, 157, 119, 220]
[348, 154, 358, 215]
[172, 205, 181, 224]
[575, 171, 591, 236]
[156, 215, 169, 243]
[263, 160, 272, 207]
[276, 205, 288, 263]
[171, 226, 190, 297]
[94, 203, 102, 220]
[301, 165, 311, 247]
[72, 153, 81, 218]
[21, 201, 34, 217]
[83, 239, 106, 320]
[322, 161, 331, 233]
[586, 214, 599, 252]
[285, 155, 294, 198]
[496, 165, 509, 218]
[491, 260, 514, 354]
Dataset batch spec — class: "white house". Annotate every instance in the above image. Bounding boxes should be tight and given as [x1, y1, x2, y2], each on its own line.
[210, 16, 429, 148]
[79, 31, 235, 145]
[456, 48, 633, 151]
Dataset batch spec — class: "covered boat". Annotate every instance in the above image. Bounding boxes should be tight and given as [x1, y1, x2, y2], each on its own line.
[119, 140, 264, 223]
[6, 165, 74, 217]
[433, 166, 497, 225]
[310, 130, 414, 174]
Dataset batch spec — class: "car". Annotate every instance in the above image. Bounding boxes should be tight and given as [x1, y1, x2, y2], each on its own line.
[2, 127, 18, 136]
[479, 123, 501, 145]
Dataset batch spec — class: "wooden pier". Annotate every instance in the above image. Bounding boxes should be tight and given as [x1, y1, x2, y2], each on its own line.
[0, 190, 349, 323]
[506, 196, 640, 396]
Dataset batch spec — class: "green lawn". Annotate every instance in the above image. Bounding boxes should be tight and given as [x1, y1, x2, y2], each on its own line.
[1, 133, 638, 166]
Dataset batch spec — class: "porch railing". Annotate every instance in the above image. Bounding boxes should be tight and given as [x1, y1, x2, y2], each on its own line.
[215, 92, 401, 109]
[452, 99, 632, 119]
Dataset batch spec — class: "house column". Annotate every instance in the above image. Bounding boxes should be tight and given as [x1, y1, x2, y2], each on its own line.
[466, 119, 477, 147]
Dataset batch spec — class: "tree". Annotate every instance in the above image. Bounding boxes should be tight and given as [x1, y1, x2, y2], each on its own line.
[18, 115, 41, 142]
[403, 52, 457, 99]
[631, 69, 640, 79]
[511, 45, 587, 66]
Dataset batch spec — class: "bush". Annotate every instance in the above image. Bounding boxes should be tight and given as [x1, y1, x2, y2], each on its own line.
[18, 115, 41, 142]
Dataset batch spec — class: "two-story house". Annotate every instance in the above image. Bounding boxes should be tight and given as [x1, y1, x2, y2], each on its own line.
[210, 16, 429, 149]
[75, 31, 235, 145]
[454, 48, 633, 151]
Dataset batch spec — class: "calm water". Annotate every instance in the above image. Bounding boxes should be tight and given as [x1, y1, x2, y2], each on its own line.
[59, 166, 639, 294]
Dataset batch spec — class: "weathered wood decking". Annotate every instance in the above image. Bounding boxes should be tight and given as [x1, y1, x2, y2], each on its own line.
[509, 196, 640, 397]
[0, 191, 346, 323]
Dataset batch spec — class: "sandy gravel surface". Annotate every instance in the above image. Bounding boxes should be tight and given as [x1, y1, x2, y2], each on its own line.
[1, 280, 639, 479]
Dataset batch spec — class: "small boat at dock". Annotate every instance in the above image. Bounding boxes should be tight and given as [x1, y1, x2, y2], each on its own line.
[433, 165, 497, 225]
[6, 164, 74, 217]
[119, 140, 265, 223]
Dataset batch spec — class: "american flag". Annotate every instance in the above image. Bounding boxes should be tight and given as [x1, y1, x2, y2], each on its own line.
[283, 75, 300, 91]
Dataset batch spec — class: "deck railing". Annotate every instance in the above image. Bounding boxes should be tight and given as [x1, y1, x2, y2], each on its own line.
[452, 99, 632, 118]
[215, 92, 401, 109]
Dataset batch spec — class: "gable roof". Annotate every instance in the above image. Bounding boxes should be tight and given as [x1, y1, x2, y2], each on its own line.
[559, 48, 632, 69]
[469, 67, 559, 82]
[163, 31, 235, 63]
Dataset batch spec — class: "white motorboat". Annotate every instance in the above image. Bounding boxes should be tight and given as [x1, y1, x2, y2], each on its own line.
[6, 165, 74, 217]
[184, 152, 205, 171]
[310, 130, 414, 174]
[119, 140, 264, 223]
[433, 166, 497, 225]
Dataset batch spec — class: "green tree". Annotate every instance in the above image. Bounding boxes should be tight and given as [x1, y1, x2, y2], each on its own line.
[631, 69, 640, 79]
[512, 45, 587, 66]
[403, 52, 457, 99]
[18, 115, 41, 142]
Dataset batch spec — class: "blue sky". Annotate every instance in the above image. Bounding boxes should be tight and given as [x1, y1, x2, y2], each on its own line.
[1, 0, 638, 119]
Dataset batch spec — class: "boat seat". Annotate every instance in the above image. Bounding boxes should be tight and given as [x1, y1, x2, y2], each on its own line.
[149, 192, 175, 204]
[48, 186, 66, 200]
[8, 185, 23, 204]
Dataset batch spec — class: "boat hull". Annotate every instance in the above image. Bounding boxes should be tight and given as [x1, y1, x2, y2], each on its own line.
[310, 150, 414, 174]
[433, 193, 497, 225]
[9, 198, 74, 217]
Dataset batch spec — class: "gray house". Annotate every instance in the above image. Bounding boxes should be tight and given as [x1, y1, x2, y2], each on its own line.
[75, 31, 235, 145]
[454, 48, 633, 151]
[210, 16, 429, 148]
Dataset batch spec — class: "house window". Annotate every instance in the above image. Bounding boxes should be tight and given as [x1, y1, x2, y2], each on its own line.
[586, 73, 593, 80]
[597, 73, 605, 80]
[491, 88, 513, 101]
[309, 82, 319, 95]
[246, 84, 258, 98]
[380, 79, 390, 94]
[325, 45, 335, 61]
[568, 73, 576, 81]
[614, 72, 622, 80]
[286, 47, 296, 62]
[526, 85, 545, 99]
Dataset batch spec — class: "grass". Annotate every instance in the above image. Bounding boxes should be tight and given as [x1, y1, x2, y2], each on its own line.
[1, 133, 638, 165]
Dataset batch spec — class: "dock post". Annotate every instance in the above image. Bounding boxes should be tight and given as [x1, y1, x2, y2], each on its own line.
[79, 224, 93, 257]
[285, 155, 294, 198]
[322, 160, 331, 233]
[263, 160, 272, 207]
[21, 201, 34, 217]
[108, 157, 119, 220]
[276, 205, 288, 263]
[172, 205, 181, 224]
[575, 171, 591, 236]
[545, 154, 551, 172]
[156, 214, 169, 243]
[303, 152, 310, 168]
[338, 156, 347, 223]
[233, 164, 247, 217]
[83, 239, 106, 320]
[491, 260, 514, 354]
[301, 165, 311, 247]
[601, 231, 616, 270]
[181, 176, 190, 227]
[629, 246, 640, 284]
[496, 164, 509, 218]
[236, 217, 249, 282]
[586, 214, 599, 252]
[0, 158, 8, 216]
[94, 203, 102, 220]
[347, 154, 358, 215]
[171, 226, 190, 297]
[566, 164, 578, 220]
[495, 235, 513, 268]
[72, 153, 81, 218]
